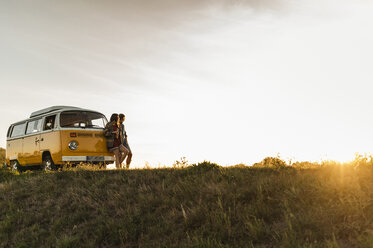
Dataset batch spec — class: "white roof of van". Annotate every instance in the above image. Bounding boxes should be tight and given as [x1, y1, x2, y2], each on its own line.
[30, 106, 84, 118]
[9, 106, 105, 126]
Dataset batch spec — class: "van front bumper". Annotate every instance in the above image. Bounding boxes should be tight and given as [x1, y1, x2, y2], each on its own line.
[62, 156, 115, 162]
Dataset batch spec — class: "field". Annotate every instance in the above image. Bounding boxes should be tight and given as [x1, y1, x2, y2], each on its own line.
[2, 156, 373, 247]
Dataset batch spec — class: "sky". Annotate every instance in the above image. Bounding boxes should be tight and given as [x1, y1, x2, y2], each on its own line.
[1, 0, 373, 167]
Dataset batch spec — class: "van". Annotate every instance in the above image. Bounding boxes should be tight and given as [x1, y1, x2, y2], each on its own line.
[5, 106, 114, 171]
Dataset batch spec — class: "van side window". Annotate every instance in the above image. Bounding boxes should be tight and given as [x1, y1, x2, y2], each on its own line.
[26, 119, 42, 135]
[44, 115, 56, 130]
[11, 123, 26, 138]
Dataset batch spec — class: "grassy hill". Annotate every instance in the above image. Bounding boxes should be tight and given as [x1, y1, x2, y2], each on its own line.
[2, 160, 373, 247]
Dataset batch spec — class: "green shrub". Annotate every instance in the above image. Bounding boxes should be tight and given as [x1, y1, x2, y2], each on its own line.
[189, 160, 221, 171]
[253, 157, 287, 168]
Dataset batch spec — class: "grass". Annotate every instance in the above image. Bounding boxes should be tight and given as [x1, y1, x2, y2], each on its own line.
[1, 157, 373, 247]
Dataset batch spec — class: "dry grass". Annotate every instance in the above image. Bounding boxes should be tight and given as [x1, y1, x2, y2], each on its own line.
[1, 157, 373, 247]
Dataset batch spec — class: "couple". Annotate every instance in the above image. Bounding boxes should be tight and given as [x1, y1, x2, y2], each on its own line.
[104, 113, 132, 169]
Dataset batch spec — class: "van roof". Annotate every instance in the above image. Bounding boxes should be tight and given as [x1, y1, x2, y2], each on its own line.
[10, 106, 105, 125]
[30, 106, 83, 118]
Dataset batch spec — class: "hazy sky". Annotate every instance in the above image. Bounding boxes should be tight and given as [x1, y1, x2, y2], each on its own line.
[1, 0, 373, 167]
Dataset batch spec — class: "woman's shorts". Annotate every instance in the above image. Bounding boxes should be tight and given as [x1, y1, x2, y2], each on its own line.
[109, 146, 120, 153]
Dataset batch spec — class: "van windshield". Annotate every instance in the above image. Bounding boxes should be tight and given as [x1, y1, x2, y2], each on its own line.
[60, 111, 107, 129]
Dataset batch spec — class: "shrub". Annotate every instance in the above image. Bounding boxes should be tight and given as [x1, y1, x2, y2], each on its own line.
[351, 153, 373, 167]
[189, 161, 221, 171]
[253, 157, 287, 168]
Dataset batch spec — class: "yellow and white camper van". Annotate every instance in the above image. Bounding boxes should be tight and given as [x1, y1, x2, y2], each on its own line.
[5, 106, 114, 171]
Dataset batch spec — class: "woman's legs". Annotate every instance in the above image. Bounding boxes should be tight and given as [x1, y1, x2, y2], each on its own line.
[113, 149, 121, 169]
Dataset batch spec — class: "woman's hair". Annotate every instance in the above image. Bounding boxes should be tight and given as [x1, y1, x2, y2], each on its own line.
[110, 113, 119, 123]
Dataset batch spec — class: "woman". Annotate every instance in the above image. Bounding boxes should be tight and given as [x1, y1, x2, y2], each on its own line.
[104, 114, 129, 169]
[119, 113, 132, 168]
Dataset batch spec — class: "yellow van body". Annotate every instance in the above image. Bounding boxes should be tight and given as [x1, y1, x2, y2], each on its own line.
[6, 106, 114, 169]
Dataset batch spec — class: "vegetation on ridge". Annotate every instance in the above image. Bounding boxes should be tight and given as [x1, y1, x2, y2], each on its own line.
[2, 156, 373, 247]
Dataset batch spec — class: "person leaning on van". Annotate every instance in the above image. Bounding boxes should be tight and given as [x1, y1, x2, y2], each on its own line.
[104, 113, 129, 169]
[119, 113, 132, 169]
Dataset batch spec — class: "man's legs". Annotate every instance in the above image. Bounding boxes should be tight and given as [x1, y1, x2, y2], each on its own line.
[119, 145, 129, 168]
[126, 152, 132, 169]
[123, 139, 132, 169]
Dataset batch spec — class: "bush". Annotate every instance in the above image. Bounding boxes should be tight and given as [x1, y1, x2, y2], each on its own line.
[253, 157, 287, 168]
[189, 161, 221, 171]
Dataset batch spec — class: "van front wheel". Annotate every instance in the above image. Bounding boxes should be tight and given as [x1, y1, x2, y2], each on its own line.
[11, 160, 23, 172]
[42, 155, 56, 171]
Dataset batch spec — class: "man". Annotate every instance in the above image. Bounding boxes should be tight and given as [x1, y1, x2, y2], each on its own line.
[119, 113, 132, 168]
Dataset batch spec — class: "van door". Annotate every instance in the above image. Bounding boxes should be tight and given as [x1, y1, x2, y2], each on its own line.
[40, 115, 61, 163]
[22, 118, 42, 165]
[7, 123, 26, 164]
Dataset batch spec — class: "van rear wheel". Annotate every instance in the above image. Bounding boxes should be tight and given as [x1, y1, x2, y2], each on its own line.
[42, 155, 56, 171]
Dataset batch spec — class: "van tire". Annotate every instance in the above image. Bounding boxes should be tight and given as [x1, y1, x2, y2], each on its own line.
[11, 160, 23, 172]
[99, 162, 107, 169]
[42, 155, 56, 171]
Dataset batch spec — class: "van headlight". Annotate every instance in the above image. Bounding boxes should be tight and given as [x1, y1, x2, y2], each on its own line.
[68, 141, 78, 150]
